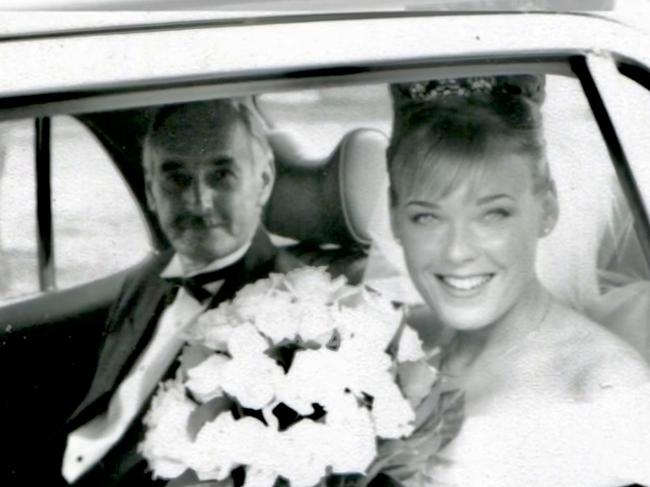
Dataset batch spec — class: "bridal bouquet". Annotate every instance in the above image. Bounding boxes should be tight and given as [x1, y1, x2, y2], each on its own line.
[139, 267, 462, 487]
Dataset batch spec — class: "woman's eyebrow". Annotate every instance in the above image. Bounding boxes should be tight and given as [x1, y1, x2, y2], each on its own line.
[476, 194, 515, 205]
[406, 200, 439, 208]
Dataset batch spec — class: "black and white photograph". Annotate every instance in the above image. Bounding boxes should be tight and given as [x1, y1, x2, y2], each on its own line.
[1, 1, 650, 486]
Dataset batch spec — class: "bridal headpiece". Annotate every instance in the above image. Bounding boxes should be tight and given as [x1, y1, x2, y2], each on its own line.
[393, 74, 546, 105]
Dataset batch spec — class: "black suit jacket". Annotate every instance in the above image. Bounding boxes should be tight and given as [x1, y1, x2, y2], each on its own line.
[62, 229, 298, 486]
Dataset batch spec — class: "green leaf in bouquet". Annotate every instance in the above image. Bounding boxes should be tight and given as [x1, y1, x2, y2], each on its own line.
[178, 344, 216, 378]
[265, 337, 322, 371]
[187, 395, 235, 440]
[325, 329, 342, 351]
[396, 361, 438, 410]
[362, 384, 465, 487]
[384, 307, 408, 361]
[266, 340, 304, 371]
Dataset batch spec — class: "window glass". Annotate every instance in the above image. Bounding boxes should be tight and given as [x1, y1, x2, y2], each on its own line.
[257, 85, 392, 160]
[537, 74, 631, 298]
[51, 116, 150, 290]
[0, 119, 38, 301]
[593, 69, 650, 284]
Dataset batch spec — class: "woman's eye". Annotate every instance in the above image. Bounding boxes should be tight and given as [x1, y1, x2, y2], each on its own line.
[482, 208, 512, 222]
[411, 213, 440, 225]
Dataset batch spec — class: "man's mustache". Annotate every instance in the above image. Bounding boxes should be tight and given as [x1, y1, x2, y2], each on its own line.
[172, 213, 223, 230]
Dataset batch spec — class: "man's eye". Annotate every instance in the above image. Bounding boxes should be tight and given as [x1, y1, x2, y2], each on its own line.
[482, 208, 512, 222]
[207, 168, 234, 185]
[162, 172, 192, 188]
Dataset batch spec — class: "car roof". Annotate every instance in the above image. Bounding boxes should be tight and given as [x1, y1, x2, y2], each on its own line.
[0, 0, 618, 13]
[0, 0, 632, 39]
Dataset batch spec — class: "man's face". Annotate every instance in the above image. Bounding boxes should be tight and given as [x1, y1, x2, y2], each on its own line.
[146, 119, 273, 269]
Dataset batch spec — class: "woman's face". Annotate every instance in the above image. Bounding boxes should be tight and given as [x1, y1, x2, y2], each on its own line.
[391, 152, 556, 331]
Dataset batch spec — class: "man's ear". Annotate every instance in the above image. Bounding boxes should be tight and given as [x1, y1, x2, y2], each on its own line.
[539, 180, 559, 238]
[145, 175, 157, 214]
[257, 158, 276, 208]
[388, 186, 402, 244]
[143, 144, 158, 214]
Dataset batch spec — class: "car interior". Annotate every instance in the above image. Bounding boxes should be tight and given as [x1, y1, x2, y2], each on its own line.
[1, 58, 650, 483]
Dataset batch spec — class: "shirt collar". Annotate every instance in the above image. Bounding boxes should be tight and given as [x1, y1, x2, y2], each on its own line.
[160, 240, 253, 280]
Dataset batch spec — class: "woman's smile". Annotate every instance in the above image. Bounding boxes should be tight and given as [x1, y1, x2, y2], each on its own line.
[436, 273, 496, 295]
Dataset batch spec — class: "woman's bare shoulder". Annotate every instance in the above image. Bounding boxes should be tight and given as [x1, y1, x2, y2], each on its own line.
[550, 305, 650, 399]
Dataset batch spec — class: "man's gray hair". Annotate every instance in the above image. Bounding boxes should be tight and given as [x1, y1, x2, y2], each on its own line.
[142, 97, 273, 174]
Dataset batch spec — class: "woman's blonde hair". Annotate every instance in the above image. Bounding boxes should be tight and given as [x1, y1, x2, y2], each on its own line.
[387, 75, 550, 205]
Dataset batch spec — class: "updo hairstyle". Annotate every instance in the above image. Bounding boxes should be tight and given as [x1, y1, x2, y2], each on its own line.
[387, 75, 550, 205]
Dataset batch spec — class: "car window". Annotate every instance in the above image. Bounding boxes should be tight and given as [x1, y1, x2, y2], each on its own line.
[51, 116, 150, 291]
[594, 68, 650, 284]
[0, 119, 38, 301]
[0, 115, 150, 303]
[257, 85, 392, 160]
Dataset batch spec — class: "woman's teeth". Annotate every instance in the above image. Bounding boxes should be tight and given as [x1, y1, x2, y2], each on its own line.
[439, 274, 493, 291]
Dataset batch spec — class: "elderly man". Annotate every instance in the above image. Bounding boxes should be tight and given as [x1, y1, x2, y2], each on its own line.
[60, 99, 296, 486]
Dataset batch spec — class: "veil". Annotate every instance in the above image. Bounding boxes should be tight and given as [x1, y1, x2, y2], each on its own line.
[362, 75, 650, 362]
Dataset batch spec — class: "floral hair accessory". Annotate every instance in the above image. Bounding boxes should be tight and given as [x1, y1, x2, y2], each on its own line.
[405, 77, 495, 101]
[394, 74, 545, 105]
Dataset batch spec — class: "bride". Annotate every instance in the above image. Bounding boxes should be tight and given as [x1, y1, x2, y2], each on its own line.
[381, 75, 650, 486]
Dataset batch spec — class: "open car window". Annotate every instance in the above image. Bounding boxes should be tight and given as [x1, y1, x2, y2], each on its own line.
[257, 85, 392, 160]
[2, 66, 650, 342]
[596, 66, 650, 285]
[0, 115, 150, 303]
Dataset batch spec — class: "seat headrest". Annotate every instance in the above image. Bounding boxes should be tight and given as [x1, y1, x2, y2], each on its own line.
[264, 128, 389, 247]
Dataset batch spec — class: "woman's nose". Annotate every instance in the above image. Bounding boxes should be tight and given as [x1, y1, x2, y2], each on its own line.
[442, 222, 480, 264]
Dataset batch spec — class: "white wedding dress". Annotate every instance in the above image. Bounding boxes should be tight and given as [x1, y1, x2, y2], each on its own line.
[428, 383, 650, 487]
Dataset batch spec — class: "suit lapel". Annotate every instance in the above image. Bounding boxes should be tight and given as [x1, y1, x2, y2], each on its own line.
[68, 230, 277, 428]
[67, 253, 175, 428]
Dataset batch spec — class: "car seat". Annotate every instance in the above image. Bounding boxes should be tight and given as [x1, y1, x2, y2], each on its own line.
[264, 127, 389, 285]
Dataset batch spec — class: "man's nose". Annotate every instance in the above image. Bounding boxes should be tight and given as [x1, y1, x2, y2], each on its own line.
[188, 179, 216, 214]
[442, 221, 480, 264]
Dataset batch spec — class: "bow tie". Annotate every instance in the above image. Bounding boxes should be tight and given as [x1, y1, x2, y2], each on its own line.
[164, 265, 236, 303]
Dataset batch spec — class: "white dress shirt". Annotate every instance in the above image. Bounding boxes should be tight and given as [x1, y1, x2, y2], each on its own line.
[62, 243, 250, 483]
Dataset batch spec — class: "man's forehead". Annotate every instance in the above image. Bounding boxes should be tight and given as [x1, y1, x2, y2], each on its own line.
[151, 118, 248, 158]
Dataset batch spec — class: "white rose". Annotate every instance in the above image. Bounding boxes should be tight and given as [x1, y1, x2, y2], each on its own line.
[276, 348, 346, 415]
[366, 375, 416, 439]
[186, 303, 241, 351]
[251, 291, 300, 344]
[140, 380, 196, 479]
[189, 412, 239, 481]
[277, 420, 330, 487]
[283, 267, 347, 303]
[333, 304, 399, 354]
[227, 323, 269, 359]
[221, 353, 284, 410]
[231, 278, 277, 321]
[243, 468, 278, 487]
[185, 353, 230, 403]
[295, 301, 336, 344]
[322, 393, 377, 474]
